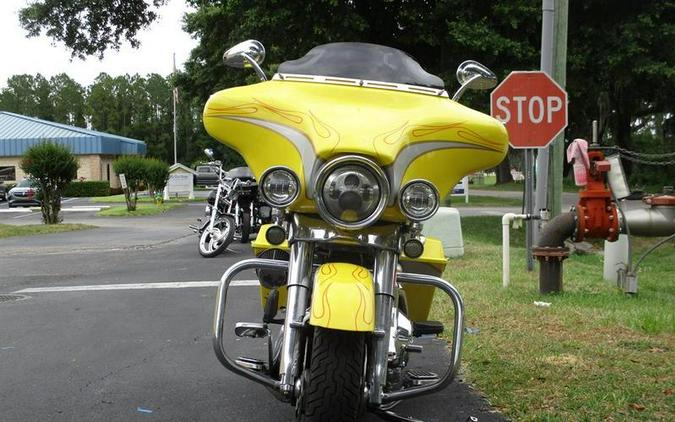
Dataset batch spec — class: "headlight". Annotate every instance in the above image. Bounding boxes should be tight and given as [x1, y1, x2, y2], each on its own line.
[399, 180, 439, 221]
[315, 155, 389, 230]
[260, 167, 299, 207]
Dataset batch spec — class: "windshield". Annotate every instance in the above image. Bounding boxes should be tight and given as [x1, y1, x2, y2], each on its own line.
[278, 42, 444, 89]
[16, 179, 33, 187]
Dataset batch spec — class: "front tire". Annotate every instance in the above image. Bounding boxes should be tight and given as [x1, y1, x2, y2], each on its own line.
[299, 328, 367, 422]
[198, 216, 235, 257]
[240, 211, 251, 243]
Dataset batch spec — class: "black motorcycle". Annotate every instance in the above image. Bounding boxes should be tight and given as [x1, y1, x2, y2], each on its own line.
[190, 152, 236, 257]
[224, 166, 271, 243]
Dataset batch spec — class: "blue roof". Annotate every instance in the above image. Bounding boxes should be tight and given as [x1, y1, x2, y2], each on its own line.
[0, 111, 146, 156]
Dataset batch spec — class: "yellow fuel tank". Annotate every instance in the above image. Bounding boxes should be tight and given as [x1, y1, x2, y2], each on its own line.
[203, 79, 507, 221]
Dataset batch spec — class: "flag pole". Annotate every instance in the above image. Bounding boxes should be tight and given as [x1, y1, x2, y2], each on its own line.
[172, 52, 178, 165]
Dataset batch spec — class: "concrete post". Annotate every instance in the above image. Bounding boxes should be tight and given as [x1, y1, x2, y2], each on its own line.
[547, 0, 569, 217]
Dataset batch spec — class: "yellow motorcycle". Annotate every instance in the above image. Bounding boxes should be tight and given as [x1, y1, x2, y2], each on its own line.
[206, 40, 508, 421]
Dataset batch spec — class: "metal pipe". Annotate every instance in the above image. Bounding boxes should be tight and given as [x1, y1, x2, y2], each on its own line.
[537, 211, 576, 247]
[533, 211, 576, 293]
[623, 206, 675, 237]
[534, 0, 556, 238]
[525, 149, 535, 271]
[633, 233, 675, 272]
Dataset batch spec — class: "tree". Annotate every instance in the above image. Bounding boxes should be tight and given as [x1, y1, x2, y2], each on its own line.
[15, 0, 675, 183]
[112, 155, 147, 211]
[86, 73, 118, 132]
[19, 0, 168, 59]
[20, 142, 79, 224]
[0, 74, 38, 116]
[50, 74, 86, 126]
[565, 1, 675, 177]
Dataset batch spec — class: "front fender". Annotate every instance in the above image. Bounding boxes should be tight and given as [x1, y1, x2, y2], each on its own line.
[309, 263, 375, 332]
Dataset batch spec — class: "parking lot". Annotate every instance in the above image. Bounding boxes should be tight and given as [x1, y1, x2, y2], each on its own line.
[0, 201, 503, 422]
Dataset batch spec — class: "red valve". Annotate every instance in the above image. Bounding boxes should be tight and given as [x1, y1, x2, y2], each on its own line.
[574, 150, 620, 242]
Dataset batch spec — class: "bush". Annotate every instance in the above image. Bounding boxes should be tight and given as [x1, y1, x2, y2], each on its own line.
[62, 181, 111, 197]
[145, 159, 169, 204]
[113, 155, 147, 211]
[20, 141, 79, 224]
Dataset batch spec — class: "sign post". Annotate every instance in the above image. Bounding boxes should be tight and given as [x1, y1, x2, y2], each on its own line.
[119, 173, 127, 190]
[491, 71, 568, 270]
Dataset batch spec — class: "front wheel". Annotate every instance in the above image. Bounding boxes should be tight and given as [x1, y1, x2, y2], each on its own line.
[240, 211, 251, 243]
[298, 328, 367, 422]
[198, 216, 235, 257]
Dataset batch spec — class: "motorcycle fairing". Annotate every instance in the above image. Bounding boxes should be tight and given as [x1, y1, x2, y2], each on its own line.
[203, 79, 508, 220]
[400, 236, 446, 322]
[252, 224, 290, 309]
[309, 263, 375, 332]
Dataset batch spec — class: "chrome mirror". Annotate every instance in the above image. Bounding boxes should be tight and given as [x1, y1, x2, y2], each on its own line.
[204, 148, 214, 159]
[452, 60, 497, 101]
[223, 40, 267, 81]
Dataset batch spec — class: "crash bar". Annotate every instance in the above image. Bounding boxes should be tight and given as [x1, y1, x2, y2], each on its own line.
[212, 258, 289, 390]
[380, 272, 465, 403]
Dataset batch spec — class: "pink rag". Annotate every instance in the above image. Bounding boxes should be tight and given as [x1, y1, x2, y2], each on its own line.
[567, 138, 590, 186]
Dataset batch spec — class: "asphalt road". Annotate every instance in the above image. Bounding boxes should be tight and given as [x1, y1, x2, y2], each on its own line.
[0, 204, 503, 422]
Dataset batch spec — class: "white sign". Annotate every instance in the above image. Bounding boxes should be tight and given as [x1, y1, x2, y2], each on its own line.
[451, 176, 469, 204]
[119, 173, 127, 189]
[168, 173, 193, 192]
[163, 165, 195, 200]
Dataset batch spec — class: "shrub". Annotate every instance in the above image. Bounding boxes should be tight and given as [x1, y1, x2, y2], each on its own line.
[113, 155, 147, 211]
[62, 181, 111, 197]
[145, 159, 169, 204]
[20, 141, 78, 224]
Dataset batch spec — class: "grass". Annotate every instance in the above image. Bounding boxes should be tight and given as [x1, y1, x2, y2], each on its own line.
[96, 203, 181, 217]
[90, 194, 203, 203]
[0, 223, 94, 239]
[431, 216, 674, 421]
[445, 195, 523, 208]
[472, 180, 580, 193]
[471, 175, 579, 193]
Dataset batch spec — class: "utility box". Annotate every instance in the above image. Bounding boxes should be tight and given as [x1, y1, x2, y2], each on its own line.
[603, 234, 629, 282]
[164, 163, 197, 200]
[422, 207, 464, 258]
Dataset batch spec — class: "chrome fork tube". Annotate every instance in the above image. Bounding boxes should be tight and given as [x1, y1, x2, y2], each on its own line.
[208, 185, 221, 231]
[279, 241, 314, 397]
[369, 249, 398, 405]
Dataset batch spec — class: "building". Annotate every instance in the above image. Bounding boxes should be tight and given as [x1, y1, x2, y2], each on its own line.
[0, 111, 146, 187]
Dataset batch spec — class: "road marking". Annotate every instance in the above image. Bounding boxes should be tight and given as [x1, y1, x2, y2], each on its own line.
[14, 279, 259, 293]
[12, 212, 36, 219]
[62, 207, 103, 212]
[0, 209, 32, 213]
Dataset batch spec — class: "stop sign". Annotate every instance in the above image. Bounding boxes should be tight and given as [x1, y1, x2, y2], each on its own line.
[490, 71, 567, 149]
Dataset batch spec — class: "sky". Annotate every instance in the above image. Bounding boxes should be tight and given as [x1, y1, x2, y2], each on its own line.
[0, 0, 198, 88]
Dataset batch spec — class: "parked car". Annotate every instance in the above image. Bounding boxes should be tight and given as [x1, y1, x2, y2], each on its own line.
[0, 182, 6, 202]
[8, 179, 41, 208]
[194, 165, 220, 186]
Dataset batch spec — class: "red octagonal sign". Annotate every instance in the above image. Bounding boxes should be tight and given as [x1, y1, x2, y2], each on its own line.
[490, 71, 568, 149]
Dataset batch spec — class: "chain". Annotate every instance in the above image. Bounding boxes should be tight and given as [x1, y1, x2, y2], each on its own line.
[619, 154, 675, 166]
[612, 145, 675, 159]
